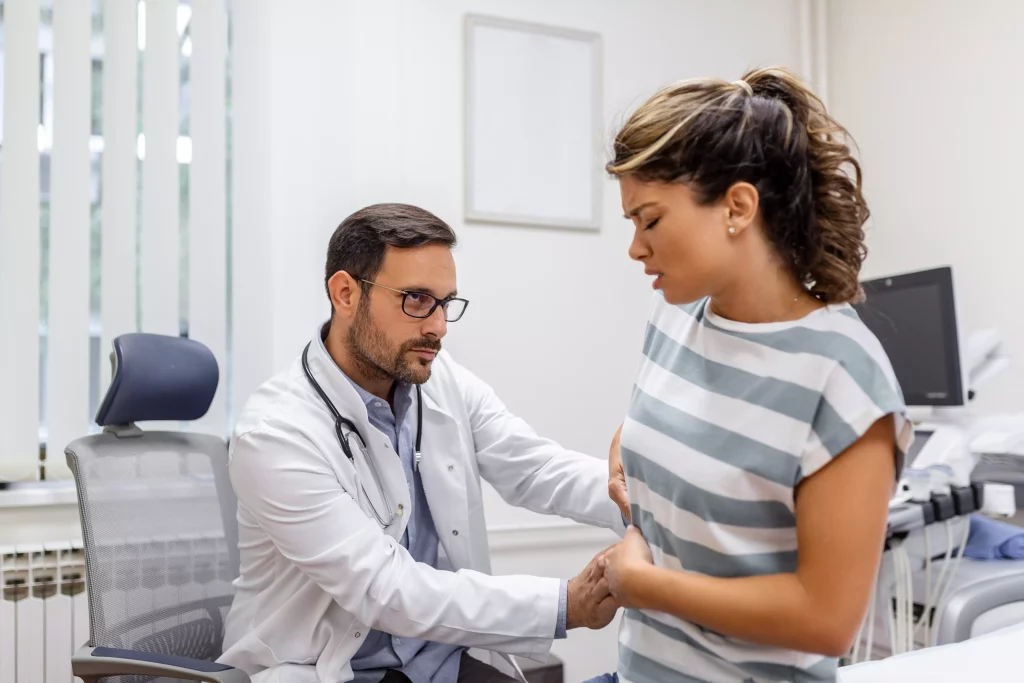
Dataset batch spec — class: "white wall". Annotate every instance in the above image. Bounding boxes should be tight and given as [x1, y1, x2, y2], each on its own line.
[252, 0, 805, 523]
[827, 0, 1024, 413]
[232, 0, 805, 676]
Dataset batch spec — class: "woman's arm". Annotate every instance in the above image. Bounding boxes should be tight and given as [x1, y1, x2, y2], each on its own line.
[603, 415, 895, 657]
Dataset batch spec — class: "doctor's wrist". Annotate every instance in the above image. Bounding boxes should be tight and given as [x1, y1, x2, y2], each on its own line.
[565, 577, 583, 630]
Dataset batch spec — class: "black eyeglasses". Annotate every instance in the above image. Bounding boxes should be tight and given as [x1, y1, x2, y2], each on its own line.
[360, 280, 469, 322]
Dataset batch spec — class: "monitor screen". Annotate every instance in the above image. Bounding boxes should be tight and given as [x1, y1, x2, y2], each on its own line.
[853, 267, 963, 406]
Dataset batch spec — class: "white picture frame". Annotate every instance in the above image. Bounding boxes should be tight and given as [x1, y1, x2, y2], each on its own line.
[464, 14, 603, 231]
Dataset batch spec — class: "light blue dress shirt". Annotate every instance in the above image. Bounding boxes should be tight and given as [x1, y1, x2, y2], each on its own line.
[339, 372, 568, 683]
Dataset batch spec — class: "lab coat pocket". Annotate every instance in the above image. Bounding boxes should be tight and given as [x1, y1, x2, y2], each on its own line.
[252, 630, 318, 666]
[251, 584, 332, 665]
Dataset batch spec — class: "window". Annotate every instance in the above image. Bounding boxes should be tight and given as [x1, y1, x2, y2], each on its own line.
[0, 0, 233, 480]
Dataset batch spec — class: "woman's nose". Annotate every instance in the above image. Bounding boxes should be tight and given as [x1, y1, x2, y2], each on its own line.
[628, 232, 650, 262]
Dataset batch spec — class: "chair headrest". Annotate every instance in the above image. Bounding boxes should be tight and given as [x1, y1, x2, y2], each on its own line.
[95, 333, 219, 427]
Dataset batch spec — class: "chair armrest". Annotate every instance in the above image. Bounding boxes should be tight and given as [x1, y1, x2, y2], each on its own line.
[72, 645, 251, 683]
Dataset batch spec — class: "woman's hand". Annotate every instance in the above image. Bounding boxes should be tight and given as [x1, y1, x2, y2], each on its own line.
[602, 525, 654, 609]
[609, 424, 630, 522]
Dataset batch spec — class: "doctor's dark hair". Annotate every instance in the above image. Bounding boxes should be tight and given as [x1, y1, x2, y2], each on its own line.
[607, 67, 869, 304]
[325, 203, 457, 310]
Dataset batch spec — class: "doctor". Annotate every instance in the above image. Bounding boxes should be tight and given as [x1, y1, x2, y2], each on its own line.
[221, 203, 627, 683]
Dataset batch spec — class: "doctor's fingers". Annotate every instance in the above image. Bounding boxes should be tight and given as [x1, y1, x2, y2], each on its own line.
[576, 563, 601, 588]
[594, 541, 623, 573]
[610, 490, 631, 517]
[576, 573, 613, 604]
[573, 564, 607, 598]
[580, 549, 609, 578]
[592, 594, 622, 628]
[594, 542, 620, 566]
[609, 481, 631, 522]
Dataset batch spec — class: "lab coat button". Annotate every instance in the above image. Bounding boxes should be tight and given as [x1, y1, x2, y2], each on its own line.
[452, 530, 459, 536]
[448, 465, 455, 472]
[397, 504, 405, 516]
[355, 632, 361, 638]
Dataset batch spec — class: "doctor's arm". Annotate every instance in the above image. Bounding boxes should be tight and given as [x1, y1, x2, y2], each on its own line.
[603, 416, 895, 657]
[229, 428, 610, 655]
[452, 360, 626, 532]
[608, 424, 630, 522]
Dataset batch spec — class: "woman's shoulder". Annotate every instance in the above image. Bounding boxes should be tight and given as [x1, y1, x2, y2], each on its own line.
[795, 304, 905, 409]
[802, 304, 895, 372]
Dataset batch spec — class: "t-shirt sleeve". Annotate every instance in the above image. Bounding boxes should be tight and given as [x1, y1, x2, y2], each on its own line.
[797, 358, 914, 486]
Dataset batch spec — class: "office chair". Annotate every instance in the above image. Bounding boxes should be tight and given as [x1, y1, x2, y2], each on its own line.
[65, 333, 249, 683]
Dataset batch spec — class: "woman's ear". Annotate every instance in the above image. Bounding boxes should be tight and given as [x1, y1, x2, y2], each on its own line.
[722, 182, 760, 236]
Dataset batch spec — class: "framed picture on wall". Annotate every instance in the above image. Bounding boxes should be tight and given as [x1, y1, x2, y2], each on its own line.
[464, 15, 603, 231]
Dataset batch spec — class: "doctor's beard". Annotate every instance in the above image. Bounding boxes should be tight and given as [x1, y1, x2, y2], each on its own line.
[346, 303, 441, 385]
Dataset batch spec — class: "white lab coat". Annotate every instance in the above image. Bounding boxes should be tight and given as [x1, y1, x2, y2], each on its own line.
[219, 326, 626, 682]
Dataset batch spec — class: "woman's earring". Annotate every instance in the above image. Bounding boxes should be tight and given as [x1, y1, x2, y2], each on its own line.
[727, 226, 737, 235]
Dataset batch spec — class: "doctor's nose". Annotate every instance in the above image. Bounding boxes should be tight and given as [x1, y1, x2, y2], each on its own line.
[421, 307, 448, 338]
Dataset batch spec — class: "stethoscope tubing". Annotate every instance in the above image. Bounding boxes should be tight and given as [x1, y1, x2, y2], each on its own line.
[301, 342, 424, 529]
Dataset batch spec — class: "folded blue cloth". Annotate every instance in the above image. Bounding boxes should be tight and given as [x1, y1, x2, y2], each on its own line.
[964, 514, 1024, 560]
[582, 675, 618, 683]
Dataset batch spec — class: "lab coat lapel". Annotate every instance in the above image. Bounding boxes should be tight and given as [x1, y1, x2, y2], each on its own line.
[305, 329, 412, 542]
[417, 390, 473, 569]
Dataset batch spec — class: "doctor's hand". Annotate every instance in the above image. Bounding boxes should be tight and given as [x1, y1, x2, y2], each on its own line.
[566, 548, 620, 630]
[602, 526, 654, 610]
[609, 424, 630, 523]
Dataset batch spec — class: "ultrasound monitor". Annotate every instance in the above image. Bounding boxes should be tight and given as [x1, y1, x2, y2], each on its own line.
[853, 266, 965, 407]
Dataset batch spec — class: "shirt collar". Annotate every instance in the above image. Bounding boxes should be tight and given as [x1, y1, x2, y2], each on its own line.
[345, 372, 383, 408]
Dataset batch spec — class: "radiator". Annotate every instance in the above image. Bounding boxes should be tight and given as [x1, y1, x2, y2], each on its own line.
[0, 543, 90, 683]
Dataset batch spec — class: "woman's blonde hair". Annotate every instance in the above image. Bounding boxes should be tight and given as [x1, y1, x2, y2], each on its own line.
[608, 67, 868, 304]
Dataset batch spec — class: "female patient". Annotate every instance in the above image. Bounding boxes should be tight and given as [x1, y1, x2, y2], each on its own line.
[597, 68, 912, 683]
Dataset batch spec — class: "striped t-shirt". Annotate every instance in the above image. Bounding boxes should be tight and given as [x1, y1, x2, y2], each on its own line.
[618, 294, 913, 683]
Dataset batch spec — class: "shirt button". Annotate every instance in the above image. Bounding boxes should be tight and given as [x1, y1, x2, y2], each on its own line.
[452, 530, 459, 536]
[448, 465, 454, 472]
[397, 504, 405, 516]
[355, 632, 362, 638]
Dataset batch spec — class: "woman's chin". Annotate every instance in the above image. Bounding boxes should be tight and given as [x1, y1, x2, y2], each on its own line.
[660, 286, 703, 306]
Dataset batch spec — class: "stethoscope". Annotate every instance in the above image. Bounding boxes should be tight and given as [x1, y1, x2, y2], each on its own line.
[301, 342, 422, 530]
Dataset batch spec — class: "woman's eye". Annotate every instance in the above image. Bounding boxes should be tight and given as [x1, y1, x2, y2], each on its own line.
[645, 218, 660, 230]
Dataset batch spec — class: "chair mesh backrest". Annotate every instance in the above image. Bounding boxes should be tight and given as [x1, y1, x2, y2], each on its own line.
[66, 431, 238, 683]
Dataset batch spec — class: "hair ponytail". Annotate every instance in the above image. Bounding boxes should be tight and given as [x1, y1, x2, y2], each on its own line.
[744, 68, 868, 303]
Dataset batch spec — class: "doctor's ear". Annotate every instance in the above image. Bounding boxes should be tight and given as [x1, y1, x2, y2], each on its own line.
[327, 270, 362, 319]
